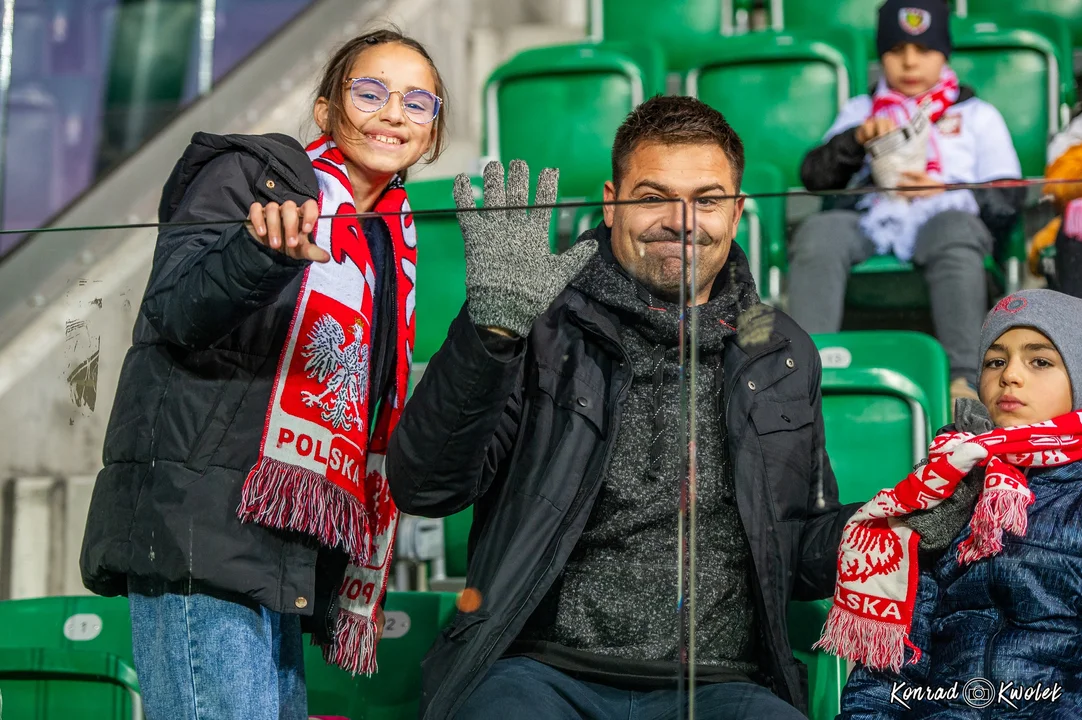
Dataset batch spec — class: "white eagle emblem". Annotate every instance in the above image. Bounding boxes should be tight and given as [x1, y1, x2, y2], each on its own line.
[300, 314, 370, 432]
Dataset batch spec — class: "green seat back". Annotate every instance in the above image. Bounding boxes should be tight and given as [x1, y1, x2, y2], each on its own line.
[687, 29, 867, 188]
[305, 591, 459, 718]
[0, 648, 141, 720]
[772, 0, 877, 33]
[789, 600, 846, 720]
[770, 0, 879, 57]
[812, 331, 950, 504]
[444, 508, 474, 578]
[742, 162, 788, 296]
[589, 0, 728, 70]
[484, 42, 666, 199]
[0, 596, 139, 720]
[408, 177, 477, 365]
[951, 15, 1069, 177]
[0, 596, 135, 664]
[961, 0, 1082, 49]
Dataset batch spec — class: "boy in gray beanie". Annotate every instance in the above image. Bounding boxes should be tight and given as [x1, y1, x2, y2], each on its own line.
[978, 289, 1082, 421]
[841, 289, 1082, 717]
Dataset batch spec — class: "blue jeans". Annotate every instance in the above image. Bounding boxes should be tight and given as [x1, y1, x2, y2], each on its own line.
[455, 657, 805, 720]
[129, 589, 307, 720]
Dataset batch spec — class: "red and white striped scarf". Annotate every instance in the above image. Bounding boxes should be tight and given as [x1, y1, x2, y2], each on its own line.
[870, 66, 960, 175]
[238, 135, 416, 673]
[815, 411, 1082, 672]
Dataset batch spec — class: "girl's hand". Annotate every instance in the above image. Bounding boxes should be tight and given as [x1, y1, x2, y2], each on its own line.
[246, 199, 330, 263]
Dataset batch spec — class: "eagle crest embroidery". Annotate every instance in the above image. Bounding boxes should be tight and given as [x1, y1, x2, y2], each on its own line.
[300, 315, 370, 432]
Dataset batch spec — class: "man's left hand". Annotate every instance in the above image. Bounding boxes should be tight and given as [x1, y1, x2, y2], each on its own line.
[897, 170, 946, 198]
[375, 606, 386, 642]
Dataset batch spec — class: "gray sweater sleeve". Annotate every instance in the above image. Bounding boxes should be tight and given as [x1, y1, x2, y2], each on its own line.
[905, 399, 995, 553]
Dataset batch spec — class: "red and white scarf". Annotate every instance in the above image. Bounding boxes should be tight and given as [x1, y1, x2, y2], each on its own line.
[238, 136, 416, 674]
[869, 66, 960, 175]
[815, 411, 1082, 672]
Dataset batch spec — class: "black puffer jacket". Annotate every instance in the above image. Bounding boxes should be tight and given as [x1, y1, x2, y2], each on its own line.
[80, 133, 397, 639]
[387, 231, 863, 719]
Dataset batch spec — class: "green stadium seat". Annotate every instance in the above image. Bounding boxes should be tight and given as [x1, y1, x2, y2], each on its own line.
[742, 163, 788, 301]
[789, 601, 846, 720]
[443, 508, 473, 579]
[483, 42, 667, 200]
[587, 0, 738, 70]
[0, 648, 142, 720]
[767, 0, 880, 58]
[686, 29, 868, 189]
[958, 0, 1082, 52]
[950, 14, 1071, 177]
[408, 176, 476, 367]
[0, 596, 139, 719]
[786, 332, 949, 720]
[305, 591, 459, 719]
[812, 331, 950, 504]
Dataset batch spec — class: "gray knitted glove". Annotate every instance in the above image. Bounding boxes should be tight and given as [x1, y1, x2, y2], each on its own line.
[454, 159, 598, 337]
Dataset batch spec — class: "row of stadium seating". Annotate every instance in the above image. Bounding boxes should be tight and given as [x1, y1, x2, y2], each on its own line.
[589, 0, 1082, 62]
[0, 329, 947, 719]
[468, 13, 1072, 319]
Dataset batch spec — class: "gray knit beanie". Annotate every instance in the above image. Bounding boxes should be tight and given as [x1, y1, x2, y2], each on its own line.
[978, 289, 1082, 410]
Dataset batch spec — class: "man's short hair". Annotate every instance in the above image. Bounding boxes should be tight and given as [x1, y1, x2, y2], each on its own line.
[611, 95, 745, 193]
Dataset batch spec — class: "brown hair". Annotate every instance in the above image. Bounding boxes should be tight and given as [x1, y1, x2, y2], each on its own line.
[611, 95, 745, 192]
[315, 28, 448, 181]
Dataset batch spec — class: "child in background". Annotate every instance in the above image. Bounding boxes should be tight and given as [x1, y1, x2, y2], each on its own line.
[1029, 117, 1082, 298]
[790, 0, 1024, 407]
[820, 289, 1082, 718]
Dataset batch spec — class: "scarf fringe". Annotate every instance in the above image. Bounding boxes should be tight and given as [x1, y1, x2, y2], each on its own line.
[239, 457, 372, 565]
[956, 486, 1033, 564]
[322, 606, 378, 675]
[814, 605, 912, 673]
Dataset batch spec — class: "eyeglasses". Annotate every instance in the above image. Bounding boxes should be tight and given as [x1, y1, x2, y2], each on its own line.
[345, 77, 442, 125]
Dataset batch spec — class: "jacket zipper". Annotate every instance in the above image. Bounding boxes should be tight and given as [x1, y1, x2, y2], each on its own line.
[719, 334, 795, 700]
[446, 317, 634, 707]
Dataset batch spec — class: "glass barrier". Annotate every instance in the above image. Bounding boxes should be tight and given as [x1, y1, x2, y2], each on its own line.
[0, 0, 316, 253]
[0, 173, 1076, 718]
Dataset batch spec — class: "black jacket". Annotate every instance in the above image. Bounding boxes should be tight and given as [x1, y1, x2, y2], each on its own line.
[387, 244, 862, 718]
[800, 85, 1025, 243]
[79, 133, 396, 639]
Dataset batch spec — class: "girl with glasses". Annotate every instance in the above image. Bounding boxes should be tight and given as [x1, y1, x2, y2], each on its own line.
[80, 28, 447, 720]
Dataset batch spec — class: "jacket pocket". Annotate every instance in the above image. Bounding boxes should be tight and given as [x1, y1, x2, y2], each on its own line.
[535, 365, 605, 435]
[751, 399, 815, 522]
[517, 366, 605, 511]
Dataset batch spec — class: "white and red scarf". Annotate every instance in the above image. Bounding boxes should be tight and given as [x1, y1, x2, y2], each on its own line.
[815, 411, 1082, 672]
[859, 66, 979, 261]
[238, 135, 416, 674]
[870, 66, 960, 175]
